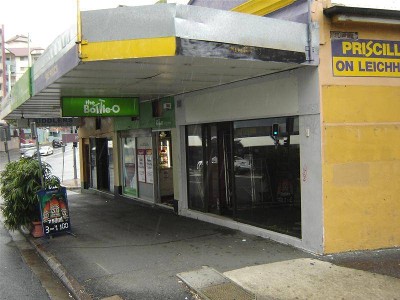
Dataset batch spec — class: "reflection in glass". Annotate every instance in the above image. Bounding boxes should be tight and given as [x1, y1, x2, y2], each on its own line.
[208, 125, 220, 214]
[122, 137, 137, 197]
[233, 117, 301, 238]
[187, 125, 204, 210]
[89, 138, 97, 189]
[185, 117, 302, 238]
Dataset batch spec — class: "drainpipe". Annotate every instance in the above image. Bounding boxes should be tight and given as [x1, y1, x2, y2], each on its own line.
[76, 0, 83, 58]
[307, 0, 314, 62]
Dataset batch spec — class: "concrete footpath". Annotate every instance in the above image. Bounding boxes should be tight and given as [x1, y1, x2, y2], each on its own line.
[12, 191, 400, 299]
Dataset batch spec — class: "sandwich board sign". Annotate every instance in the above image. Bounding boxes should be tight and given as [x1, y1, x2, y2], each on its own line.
[38, 187, 71, 236]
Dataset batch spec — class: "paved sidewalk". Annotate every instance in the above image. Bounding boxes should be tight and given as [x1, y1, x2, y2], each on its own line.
[15, 191, 400, 299]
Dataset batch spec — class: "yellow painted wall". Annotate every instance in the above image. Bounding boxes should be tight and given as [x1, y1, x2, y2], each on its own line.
[314, 1, 400, 252]
[322, 85, 400, 252]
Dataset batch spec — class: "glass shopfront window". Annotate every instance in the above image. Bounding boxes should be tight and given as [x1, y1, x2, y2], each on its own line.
[233, 117, 301, 238]
[120, 131, 154, 202]
[186, 116, 301, 238]
[89, 138, 97, 189]
[122, 137, 138, 197]
[187, 124, 205, 211]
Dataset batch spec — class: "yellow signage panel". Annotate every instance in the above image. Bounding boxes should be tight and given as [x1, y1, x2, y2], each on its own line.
[333, 57, 400, 77]
[331, 38, 400, 78]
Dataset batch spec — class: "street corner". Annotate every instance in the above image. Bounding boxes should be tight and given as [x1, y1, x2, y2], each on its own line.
[177, 266, 256, 300]
[223, 258, 400, 300]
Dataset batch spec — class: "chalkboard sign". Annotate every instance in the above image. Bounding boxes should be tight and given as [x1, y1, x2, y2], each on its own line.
[38, 187, 71, 236]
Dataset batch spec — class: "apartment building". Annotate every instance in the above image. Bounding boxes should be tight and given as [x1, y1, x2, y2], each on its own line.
[4, 35, 44, 92]
[0, 25, 5, 101]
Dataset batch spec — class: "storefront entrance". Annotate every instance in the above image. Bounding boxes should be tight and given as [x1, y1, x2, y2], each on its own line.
[88, 137, 114, 193]
[187, 117, 301, 238]
[157, 131, 174, 206]
[120, 130, 175, 206]
[187, 122, 234, 215]
[120, 131, 154, 202]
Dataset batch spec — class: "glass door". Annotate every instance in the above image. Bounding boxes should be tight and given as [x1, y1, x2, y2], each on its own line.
[218, 123, 234, 216]
[89, 138, 97, 189]
[122, 137, 138, 197]
[205, 124, 219, 214]
[157, 131, 174, 205]
[96, 138, 110, 191]
[187, 123, 233, 215]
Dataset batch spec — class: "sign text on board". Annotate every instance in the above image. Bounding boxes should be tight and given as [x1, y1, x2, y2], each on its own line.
[62, 97, 139, 117]
[331, 38, 400, 77]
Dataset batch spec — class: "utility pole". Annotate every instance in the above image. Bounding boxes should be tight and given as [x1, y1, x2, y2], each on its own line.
[0, 127, 10, 163]
[30, 122, 44, 188]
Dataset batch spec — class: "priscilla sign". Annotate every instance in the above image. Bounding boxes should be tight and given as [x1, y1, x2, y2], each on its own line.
[332, 38, 400, 77]
[62, 97, 139, 117]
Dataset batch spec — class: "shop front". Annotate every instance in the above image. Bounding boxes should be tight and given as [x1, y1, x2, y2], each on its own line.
[186, 116, 301, 238]
[115, 98, 176, 206]
[2, 3, 323, 252]
[79, 118, 115, 195]
[177, 67, 322, 252]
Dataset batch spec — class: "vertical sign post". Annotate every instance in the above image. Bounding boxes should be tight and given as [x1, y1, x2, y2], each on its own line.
[30, 122, 44, 188]
[1, 127, 10, 163]
[62, 145, 65, 182]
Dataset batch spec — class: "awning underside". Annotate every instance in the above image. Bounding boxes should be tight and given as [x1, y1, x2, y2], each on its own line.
[4, 4, 311, 119]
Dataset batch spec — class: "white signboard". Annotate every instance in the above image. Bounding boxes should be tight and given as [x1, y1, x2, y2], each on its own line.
[145, 149, 153, 184]
[138, 149, 146, 183]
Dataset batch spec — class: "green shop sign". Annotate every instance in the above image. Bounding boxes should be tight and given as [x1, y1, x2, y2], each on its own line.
[62, 97, 139, 117]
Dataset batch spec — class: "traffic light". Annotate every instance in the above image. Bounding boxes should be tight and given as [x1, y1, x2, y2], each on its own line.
[271, 123, 279, 137]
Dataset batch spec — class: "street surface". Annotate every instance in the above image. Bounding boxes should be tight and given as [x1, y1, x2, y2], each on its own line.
[0, 222, 50, 300]
[1, 144, 399, 300]
[0, 143, 80, 182]
[39, 144, 80, 184]
[0, 143, 79, 300]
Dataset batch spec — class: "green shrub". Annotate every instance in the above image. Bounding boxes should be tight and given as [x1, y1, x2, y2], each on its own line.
[0, 158, 60, 230]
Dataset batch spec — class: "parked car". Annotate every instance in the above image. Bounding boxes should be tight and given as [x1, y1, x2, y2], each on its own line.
[234, 156, 251, 173]
[52, 139, 64, 148]
[21, 149, 37, 158]
[19, 143, 36, 155]
[39, 146, 54, 156]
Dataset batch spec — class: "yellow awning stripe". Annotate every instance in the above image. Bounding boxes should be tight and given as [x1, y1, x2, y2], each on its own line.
[81, 37, 176, 62]
[232, 0, 296, 16]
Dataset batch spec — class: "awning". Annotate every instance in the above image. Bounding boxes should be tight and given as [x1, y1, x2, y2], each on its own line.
[1, 4, 312, 119]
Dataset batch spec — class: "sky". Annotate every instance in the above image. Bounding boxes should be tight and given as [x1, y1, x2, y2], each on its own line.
[0, 0, 189, 48]
[1, 0, 399, 48]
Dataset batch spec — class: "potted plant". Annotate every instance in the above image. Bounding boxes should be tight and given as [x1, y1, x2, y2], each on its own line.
[0, 158, 60, 236]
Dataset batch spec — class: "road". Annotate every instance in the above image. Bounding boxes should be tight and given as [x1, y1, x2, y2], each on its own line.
[0, 222, 51, 300]
[40, 144, 80, 183]
[0, 144, 79, 300]
[0, 144, 80, 183]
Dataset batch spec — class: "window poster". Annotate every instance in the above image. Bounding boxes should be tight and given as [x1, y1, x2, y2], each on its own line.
[138, 149, 146, 182]
[145, 149, 153, 184]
